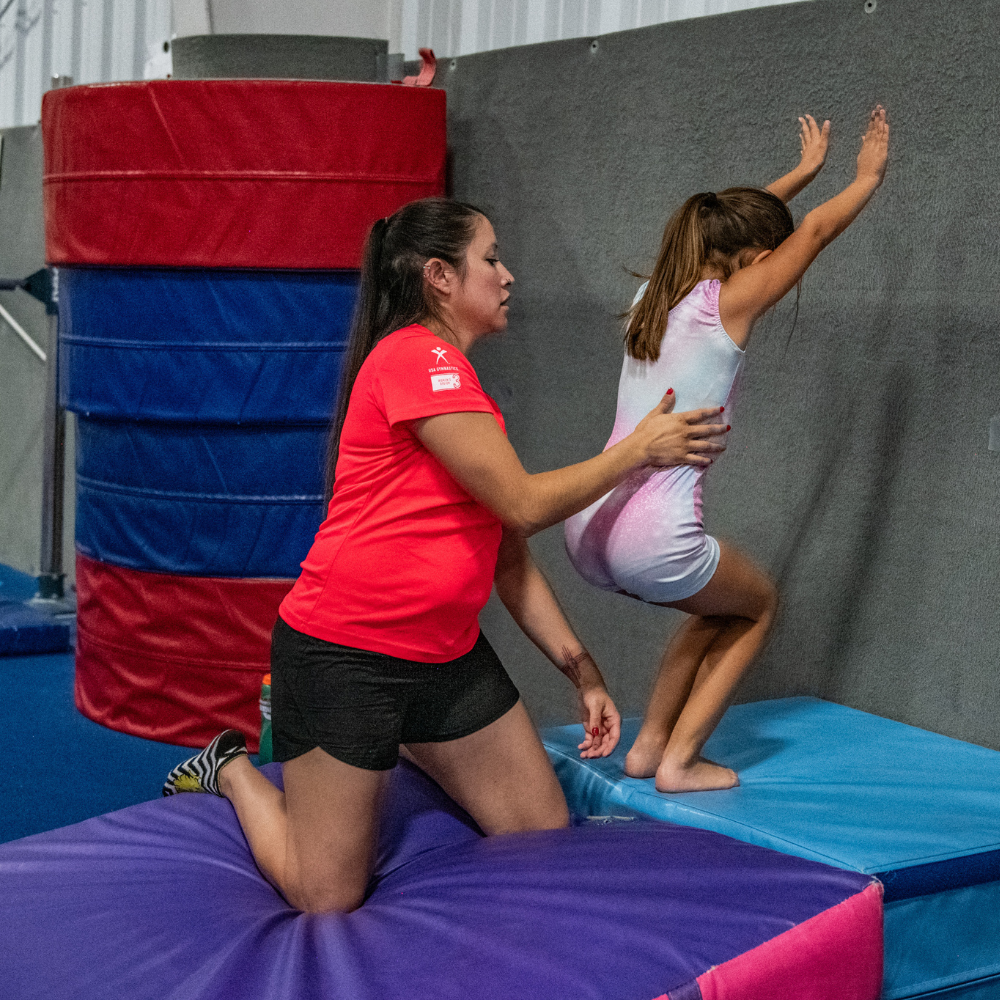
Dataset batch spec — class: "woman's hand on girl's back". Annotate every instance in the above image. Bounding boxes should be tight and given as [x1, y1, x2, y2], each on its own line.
[414, 395, 728, 536]
[634, 392, 729, 469]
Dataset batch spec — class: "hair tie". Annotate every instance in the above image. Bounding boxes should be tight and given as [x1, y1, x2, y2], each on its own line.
[370, 217, 390, 272]
[701, 192, 719, 209]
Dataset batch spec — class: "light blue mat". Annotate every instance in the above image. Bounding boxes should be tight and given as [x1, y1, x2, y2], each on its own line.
[543, 697, 1000, 999]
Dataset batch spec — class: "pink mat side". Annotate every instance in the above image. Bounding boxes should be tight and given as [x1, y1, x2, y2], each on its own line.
[692, 880, 883, 1000]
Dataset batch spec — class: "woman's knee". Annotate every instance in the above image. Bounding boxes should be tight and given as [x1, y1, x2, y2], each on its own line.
[493, 795, 570, 836]
[534, 795, 571, 832]
[283, 865, 368, 914]
[474, 761, 570, 836]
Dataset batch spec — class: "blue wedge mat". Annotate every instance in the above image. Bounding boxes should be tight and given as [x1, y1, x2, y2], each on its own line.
[542, 697, 1000, 999]
[75, 418, 325, 577]
[0, 563, 37, 603]
[0, 564, 70, 656]
[59, 267, 357, 424]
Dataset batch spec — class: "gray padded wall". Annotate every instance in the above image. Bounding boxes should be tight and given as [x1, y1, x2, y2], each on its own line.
[0, 126, 75, 581]
[443, 0, 1000, 748]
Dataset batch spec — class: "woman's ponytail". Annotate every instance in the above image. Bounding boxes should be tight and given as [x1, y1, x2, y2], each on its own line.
[323, 199, 486, 501]
[625, 187, 793, 362]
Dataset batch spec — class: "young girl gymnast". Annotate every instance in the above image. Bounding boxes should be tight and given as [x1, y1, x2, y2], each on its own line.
[565, 107, 889, 793]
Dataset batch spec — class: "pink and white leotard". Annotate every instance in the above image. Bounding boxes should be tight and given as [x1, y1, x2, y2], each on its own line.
[564, 279, 743, 603]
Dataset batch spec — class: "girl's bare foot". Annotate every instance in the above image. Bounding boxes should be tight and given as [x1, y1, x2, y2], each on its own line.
[654, 755, 739, 793]
[624, 732, 670, 778]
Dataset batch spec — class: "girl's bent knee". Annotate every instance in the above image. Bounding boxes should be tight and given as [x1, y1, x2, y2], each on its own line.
[762, 576, 779, 615]
[745, 570, 778, 622]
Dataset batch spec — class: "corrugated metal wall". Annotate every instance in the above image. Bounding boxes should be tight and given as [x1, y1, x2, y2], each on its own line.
[0, 0, 173, 128]
[0, 0, 804, 128]
[398, 0, 804, 63]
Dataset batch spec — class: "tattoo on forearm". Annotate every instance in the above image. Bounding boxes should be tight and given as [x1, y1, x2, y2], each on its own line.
[559, 646, 589, 688]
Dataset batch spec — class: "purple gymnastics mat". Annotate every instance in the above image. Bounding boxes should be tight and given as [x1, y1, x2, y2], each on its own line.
[0, 761, 881, 1000]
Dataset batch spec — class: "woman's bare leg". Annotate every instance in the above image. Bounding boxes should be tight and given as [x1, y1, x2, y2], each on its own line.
[628, 541, 778, 793]
[405, 700, 569, 835]
[218, 748, 389, 913]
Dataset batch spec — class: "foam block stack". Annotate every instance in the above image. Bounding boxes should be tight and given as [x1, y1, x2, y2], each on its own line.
[43, 80, 446, 748]
[544, 698, 1000, 999]
[0, 760, 884, 1000]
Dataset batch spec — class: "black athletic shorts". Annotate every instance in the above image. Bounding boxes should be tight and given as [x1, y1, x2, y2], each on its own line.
[270, 616, 521, 771]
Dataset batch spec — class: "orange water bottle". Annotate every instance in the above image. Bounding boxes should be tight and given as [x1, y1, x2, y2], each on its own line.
[258, 673, 272, 764]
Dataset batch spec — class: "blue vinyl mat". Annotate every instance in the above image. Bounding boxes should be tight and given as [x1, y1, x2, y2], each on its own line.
[75, 419, 325, 577]
[59, 267, 357, 424]
[0, 650, 194, 843]
[0, 564, 70, 656]
[542, 698, 1000, 999]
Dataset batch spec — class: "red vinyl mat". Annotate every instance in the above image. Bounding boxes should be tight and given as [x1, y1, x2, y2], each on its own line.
[75, 552, 293, 750]
[43, 80, 446, 269]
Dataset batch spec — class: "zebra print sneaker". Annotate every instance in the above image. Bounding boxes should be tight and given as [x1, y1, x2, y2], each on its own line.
[162, 730, 248, 797]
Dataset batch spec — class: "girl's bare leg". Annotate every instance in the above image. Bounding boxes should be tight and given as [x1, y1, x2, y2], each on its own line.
[218, 748, 389, 913]
[624, 615, 728, 778]
[628, 541, 778, 793]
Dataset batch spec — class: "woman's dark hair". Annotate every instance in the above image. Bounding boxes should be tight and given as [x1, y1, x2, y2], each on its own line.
[626, 187, 794, 362]
[324, 197, 487, 500]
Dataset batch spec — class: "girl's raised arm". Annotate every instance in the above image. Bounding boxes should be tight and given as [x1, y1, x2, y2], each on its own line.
[720, 106, 889, 345]
[766, 114, 831, 203]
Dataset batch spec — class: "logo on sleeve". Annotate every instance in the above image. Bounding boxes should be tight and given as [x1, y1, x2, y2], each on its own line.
[428, 345, 461, 389]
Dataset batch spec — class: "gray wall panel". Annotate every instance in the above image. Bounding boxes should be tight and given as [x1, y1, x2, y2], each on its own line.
[443, 0, 1000, 747]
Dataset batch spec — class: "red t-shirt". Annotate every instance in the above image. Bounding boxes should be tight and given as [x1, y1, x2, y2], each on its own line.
[279, 324, 505, 661]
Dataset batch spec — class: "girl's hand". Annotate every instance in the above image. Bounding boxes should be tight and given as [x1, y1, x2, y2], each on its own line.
[576, 684, 622, 759]
[765, 114, 829, 202]
[798, 114, 831, 177]
[856, 105, 889, 187]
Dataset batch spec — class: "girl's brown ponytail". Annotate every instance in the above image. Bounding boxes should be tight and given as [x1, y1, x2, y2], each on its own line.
[626, 187, 793, 362]
[626, 193, 715, 362]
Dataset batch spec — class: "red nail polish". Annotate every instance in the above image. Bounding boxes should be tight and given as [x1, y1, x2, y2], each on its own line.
[592, 727, 600, 737]
[727, 424, 731, 431]
[666, 388, 673, 395]
[720, 406, 724, 413]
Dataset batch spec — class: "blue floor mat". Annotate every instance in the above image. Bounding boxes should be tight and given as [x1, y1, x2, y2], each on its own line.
[0, 650, 196, 843]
